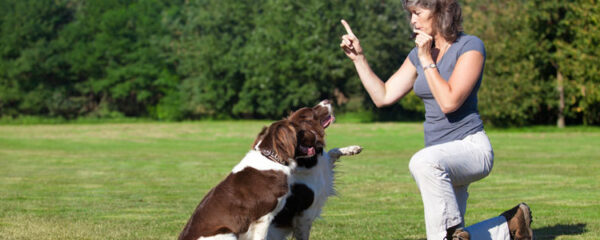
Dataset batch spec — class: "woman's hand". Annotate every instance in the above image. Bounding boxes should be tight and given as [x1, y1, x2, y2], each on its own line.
[414, 29, 434, 65]
[340, 19, 364, 61]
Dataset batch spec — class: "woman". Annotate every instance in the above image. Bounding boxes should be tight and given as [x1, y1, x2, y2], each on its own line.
[339, 0, 533, 239]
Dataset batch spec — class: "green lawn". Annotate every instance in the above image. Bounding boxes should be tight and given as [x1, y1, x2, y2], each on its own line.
[1, 122, 599, 239]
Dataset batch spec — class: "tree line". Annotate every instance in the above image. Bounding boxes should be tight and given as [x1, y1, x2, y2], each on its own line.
[0, 0, 598, 126]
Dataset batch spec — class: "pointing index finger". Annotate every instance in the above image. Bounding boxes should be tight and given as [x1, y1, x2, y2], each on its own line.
[341, 19, 355, 37]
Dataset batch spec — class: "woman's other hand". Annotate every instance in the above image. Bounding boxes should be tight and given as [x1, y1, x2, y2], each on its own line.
[340, 19, 364, 61]
[414, 29, 434, 65]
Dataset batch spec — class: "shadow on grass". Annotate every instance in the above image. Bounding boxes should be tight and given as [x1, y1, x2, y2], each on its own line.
[398, 223, 586, 240]
[534, 223, 587, 240]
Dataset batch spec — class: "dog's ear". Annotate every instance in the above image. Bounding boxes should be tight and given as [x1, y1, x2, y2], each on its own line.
[252, 126, 268, 149]
[258, 120, 297, 164]
[288, 107, 313, 122]
[296, 123, 316, 147]
[296, 130, 311, 147]
[271, 121, 297, 163]
[298, 121, 325, 154]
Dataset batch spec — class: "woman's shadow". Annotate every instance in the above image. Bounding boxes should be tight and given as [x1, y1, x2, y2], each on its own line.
[403, 223, 587, 240]
[533, 223, 587, 240]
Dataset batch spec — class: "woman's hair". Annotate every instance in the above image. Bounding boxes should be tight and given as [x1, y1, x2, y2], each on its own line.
[403, 0, 463, 43]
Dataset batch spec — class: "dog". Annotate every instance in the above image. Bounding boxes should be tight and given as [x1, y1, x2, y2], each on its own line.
[266, 100, 363, 240]
[178, 119, 320, 240]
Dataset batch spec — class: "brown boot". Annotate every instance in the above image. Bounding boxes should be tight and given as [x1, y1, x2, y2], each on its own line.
[452, 228, 470, 240]
[501, 203, 533, 240]
[446, 226, 470, 240]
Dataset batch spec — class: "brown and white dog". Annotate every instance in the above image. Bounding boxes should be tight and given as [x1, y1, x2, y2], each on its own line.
[178, 119, 320, 240]
[267, 100, 362, 240]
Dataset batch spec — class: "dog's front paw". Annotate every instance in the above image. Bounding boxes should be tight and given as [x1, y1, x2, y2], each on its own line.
[339, 145, 362, 156]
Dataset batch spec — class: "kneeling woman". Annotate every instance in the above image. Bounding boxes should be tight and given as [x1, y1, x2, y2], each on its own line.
[339, 0, 533, 239]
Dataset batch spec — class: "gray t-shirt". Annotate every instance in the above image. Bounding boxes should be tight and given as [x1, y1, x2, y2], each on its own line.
[408, 33, 485, 147]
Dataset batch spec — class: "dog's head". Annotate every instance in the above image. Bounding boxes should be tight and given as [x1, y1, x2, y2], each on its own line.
[287, 99, 335, 152]
[251, 100, 335, 165]
[252, 119, 317, 165]
[286, 100, 335, 167]
[288, 99, 335, 130]
[294, 121, 320, 159]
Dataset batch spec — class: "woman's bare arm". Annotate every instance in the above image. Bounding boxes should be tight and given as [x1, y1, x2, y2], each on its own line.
[340, 20, 417, 108]
[422, 51, 484, 113]
[351, 56, 417, 107]
[413, 29, 484, 114]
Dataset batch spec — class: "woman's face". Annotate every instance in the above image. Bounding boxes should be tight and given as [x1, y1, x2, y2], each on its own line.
[409, 6, 434, 36]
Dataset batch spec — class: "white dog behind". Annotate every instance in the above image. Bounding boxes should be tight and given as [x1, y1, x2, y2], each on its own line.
[267, 145, 362, 240]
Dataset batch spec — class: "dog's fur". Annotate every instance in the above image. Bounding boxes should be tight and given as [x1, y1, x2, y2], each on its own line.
[267, 100, 362, 240]
[178, 119, 318, 240]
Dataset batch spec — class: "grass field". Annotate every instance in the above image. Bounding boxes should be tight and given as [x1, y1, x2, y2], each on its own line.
[1, 121, 599, 239]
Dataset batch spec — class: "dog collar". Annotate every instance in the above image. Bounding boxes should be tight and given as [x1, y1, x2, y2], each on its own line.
[254, 140, 289, 166]
[260, 149, 288, 166]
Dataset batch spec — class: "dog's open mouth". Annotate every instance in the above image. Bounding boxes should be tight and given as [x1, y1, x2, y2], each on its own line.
[321, 114, 335, 128]
[298, 145, 316, 158]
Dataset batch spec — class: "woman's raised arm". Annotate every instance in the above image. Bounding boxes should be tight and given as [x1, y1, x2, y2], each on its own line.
[340, 20, 418, 108]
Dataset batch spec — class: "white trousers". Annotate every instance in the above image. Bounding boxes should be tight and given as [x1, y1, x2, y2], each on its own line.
[409, 131, 510, 240]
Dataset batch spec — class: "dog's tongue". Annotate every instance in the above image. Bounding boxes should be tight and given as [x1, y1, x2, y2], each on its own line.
[306, 146, 315, 156]
[300, 145, 316, 157]
[322, 115, 335, 128]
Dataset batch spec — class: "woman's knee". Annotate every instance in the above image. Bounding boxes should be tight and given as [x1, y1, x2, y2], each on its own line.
[409, 149, 441, 177]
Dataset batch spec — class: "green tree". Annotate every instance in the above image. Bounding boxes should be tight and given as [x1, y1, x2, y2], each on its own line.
[0, 0, 180, 119]
[62, 0, 179, 118]
[1, 0, 597, 125]
[0, 0, 74, 117]
[462, 1, 554, 126]
[553, 0, 600, 125]
[464, 0, 600, 126]
[171, 0, 414, 119]
[169, 0, 257, 118]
